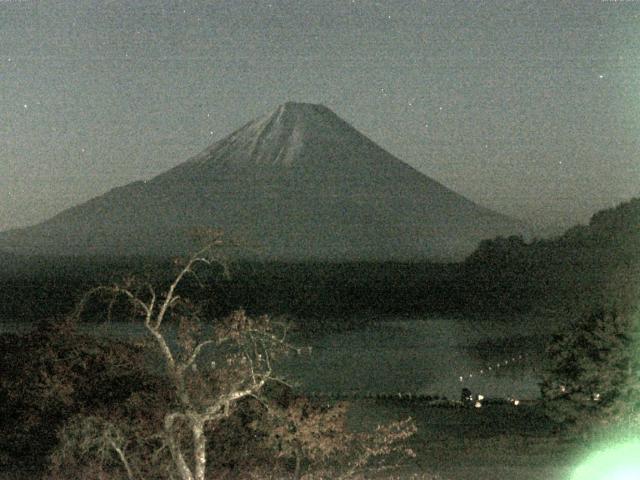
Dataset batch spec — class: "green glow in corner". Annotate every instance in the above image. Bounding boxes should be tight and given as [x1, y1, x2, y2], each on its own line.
[571, 441, 640, 480]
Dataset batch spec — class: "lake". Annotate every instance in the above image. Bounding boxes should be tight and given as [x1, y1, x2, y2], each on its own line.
[279, 315, 555, 400]
[1, 315, 557, 400]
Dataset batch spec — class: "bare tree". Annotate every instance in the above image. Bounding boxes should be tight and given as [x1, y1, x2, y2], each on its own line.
[67, 232, 426, 479]
[75, 235, 292, 480]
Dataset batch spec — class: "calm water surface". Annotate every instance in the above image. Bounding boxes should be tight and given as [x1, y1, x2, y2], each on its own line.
[1, 315, 553, 399]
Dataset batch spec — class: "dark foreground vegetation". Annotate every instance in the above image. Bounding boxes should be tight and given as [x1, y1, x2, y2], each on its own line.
[1, 239, 426, 479]
[3, 310, 633, 479]
[0, 316, 420, 479]
[0, 312, 578, 480]
[1, 197, 639, 478]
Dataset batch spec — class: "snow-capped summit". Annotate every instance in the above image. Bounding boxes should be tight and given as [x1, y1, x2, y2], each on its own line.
[0, 103, 525, 260]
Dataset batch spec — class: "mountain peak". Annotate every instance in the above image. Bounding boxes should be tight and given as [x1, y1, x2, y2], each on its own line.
[267, 101, 334, 126]
[280, 101, 330, 112]
[174, 101, 351, 172]
[266, 101, 339, 132]
[275, 101, 335, 120]
[0, 103, 525, 260]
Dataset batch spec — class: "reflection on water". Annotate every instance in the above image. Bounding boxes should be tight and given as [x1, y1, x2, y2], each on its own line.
[1, 315, 553, 399]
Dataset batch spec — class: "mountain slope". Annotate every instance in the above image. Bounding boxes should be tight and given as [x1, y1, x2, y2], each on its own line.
[0, 102, 525, 260]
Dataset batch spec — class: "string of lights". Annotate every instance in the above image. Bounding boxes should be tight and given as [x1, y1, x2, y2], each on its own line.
[457, 353, 529, 407]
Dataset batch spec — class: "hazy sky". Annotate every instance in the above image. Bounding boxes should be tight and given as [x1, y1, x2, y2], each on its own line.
[2, 0, 639, 232]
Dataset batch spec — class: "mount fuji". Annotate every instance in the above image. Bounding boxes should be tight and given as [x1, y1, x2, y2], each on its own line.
[0, 102, 525, 260]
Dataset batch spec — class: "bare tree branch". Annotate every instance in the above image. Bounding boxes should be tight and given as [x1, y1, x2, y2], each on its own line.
[70, 237, 295, 480]
[183, 340, 215, 371]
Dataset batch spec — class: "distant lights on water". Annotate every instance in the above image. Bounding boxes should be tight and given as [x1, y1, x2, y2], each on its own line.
[455, 353, 530, 406]
[457, 353, 527, 384]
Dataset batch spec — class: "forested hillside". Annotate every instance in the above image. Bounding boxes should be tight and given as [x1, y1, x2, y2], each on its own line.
[1, 198, 637, 325]
[461, 197, 640, 316]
